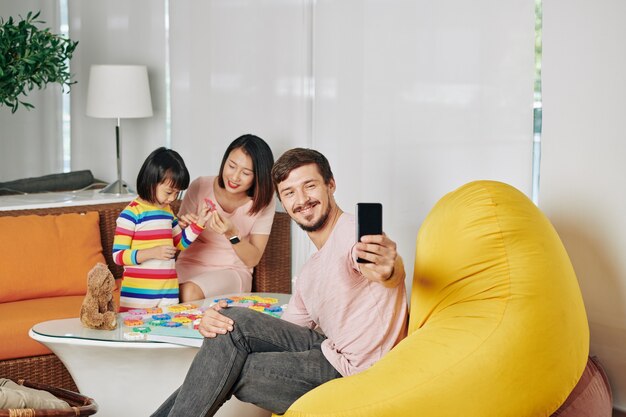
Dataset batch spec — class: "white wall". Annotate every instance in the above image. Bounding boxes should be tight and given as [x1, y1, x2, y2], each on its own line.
[541, 0, 626, 410]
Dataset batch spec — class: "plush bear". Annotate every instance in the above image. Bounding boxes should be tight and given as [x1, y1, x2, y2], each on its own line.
[80, 263, 118, 330]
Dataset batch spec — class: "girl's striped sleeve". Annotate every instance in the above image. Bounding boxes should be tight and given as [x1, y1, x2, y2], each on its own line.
[112, 207, 139, 265]
[172, 218, 204, 251]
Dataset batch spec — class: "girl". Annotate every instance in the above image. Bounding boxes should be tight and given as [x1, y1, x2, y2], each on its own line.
[176, 134, 276, 301]
[113, 147, 210, 311]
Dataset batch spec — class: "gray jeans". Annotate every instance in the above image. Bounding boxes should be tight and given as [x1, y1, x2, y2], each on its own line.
[151, 307, 342, 417]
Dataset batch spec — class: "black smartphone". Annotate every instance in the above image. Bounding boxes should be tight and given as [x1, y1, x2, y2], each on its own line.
[356, 203, 383, 263]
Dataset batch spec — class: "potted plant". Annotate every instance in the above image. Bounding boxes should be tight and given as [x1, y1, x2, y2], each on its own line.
[0, 11, 78, 113]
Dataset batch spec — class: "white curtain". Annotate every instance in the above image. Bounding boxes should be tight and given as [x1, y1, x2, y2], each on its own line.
[168, 0, 536, 285]
[310, 0, 536, 287]
[168, 0, 314, 276]
[68, 0, 167, 188]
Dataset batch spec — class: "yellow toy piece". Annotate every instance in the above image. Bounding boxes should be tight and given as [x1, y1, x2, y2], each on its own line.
[280, 180, 589, 417]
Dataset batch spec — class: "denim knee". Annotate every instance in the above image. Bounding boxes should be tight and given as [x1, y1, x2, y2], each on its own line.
[220, 307, 259, 331]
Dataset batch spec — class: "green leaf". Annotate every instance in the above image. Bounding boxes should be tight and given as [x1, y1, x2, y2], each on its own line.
[0, 10, 78, 112]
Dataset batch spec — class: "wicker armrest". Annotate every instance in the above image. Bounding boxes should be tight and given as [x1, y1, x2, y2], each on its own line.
[253, 211, 292, 293]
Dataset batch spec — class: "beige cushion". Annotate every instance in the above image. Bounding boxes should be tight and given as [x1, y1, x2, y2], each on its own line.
[0, 379, 70, 409]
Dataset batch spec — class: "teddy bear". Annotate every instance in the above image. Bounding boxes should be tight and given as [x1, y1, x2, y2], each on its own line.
[80, 262, 118, 330]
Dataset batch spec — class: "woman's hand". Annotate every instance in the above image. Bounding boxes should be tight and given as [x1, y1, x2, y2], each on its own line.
[179, 200, 211, 228]
[198, 300, 234, 338]
[207, 211, 238, 238]
[195, 202, 212, 228]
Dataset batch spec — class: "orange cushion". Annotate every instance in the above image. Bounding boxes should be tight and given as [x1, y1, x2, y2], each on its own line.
[0, 211, 105, 303]
[0, 295, 86, 360]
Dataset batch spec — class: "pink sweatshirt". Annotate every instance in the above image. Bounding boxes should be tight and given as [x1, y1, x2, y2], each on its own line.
[281, 213, 408, 376]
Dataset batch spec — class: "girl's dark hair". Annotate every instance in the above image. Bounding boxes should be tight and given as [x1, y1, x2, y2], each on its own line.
[271, 148, 334, 198]
[136, 147, 190, 203]
[217, 134, 275, 215]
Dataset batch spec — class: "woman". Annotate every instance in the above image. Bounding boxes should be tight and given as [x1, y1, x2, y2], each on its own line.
[176, 134, 276, 301]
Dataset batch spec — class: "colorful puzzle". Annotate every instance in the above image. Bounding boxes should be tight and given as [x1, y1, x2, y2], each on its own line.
[121, 295, 288, 342]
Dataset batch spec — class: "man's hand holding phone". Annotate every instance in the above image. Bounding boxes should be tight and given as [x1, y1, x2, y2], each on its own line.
[356, 203, 383, 263]
[355, 202, 403, 284]
[356, 234, 398, 283]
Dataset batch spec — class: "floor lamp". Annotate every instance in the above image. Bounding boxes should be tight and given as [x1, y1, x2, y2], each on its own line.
[86, 65, 153, 194]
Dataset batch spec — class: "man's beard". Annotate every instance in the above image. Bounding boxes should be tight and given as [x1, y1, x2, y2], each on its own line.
[295, 203, 331, 232]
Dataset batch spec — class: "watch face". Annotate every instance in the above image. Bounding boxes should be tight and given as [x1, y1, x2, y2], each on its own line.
[229, 236, 241, 244]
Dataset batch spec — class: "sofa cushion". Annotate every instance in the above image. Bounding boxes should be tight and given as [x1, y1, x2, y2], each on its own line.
[0, 295, 86, 360]
[0, 211, 105, 303]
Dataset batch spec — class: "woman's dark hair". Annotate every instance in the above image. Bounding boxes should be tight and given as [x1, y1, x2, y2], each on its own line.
[136, 147, 190, 203]
[271, 148, 334, 198]
[217, 134, 275, 215]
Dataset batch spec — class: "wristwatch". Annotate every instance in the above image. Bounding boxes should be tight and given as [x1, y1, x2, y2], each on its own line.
[229, 235, 241, 245]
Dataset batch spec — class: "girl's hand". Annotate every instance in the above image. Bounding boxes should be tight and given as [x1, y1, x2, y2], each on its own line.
[178, 213, 198, 229]
[208, 211, 237, 238]
[138, 245, 176, 263]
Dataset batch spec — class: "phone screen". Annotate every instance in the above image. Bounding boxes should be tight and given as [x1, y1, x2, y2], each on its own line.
[356, 203, 383, 263]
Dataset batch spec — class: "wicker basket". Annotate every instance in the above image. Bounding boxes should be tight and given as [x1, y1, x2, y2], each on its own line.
[0, 356, 77, 393]
[0, 379, 97, 416]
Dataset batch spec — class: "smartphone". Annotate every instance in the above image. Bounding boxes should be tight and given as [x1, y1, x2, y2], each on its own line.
[356, 203, 383, 263]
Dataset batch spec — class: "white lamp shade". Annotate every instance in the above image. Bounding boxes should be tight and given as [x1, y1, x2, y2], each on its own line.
[86, 65, 153, 118]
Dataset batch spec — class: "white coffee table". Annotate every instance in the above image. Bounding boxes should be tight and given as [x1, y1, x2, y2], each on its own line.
[29, 293, 291, 417]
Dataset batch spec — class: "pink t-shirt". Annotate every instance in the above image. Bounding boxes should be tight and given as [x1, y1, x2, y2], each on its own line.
[281, 213, 408, 377]
[176, 176, 276, 276]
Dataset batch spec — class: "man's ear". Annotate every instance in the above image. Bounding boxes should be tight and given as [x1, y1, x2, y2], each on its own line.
[329, 178, 336, 193]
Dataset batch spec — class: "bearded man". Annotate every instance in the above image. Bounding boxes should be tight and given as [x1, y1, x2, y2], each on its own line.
[152, 148, 407, 417]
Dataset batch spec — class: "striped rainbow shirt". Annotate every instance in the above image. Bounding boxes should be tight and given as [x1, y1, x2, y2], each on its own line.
[113, 199, 204, 311]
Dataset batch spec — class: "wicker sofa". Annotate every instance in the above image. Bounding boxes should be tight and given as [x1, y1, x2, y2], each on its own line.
[0, 200, 291, 392]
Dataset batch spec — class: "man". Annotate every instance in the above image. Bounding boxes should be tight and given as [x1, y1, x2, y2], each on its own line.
[152, 148, 407, 417]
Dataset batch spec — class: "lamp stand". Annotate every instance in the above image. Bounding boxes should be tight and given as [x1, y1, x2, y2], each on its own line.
[100, 118, 134, 194]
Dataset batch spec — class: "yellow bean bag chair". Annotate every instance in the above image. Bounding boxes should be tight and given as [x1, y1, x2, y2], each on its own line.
[281, 180, 590, 417]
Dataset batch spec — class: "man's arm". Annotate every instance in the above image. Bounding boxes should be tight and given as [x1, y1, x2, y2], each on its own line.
[354, 234, 406, 287]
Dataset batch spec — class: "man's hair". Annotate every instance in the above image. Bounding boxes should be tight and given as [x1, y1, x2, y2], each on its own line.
[271, 148, 334, 196]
